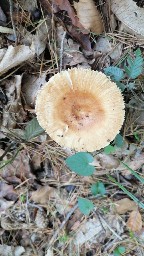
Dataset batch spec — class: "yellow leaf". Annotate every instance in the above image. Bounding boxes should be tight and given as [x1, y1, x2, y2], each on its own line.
[74, 0, 104, 34]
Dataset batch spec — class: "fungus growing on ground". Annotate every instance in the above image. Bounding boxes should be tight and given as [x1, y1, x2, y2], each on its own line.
[35, 68, 125, 152]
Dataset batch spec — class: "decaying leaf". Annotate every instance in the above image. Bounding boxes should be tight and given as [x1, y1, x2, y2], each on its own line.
[1, 150, 35, 185]
[111, 0, 144, 37]
[31, 185, 54, 204]
[127, 210, 142, 232]
[93, 153, 120, 170]
[35, 209, 48, 228]
[31, 185, 72, 214]
[0, 75, 26, 138]
[53, 0, 84, 29]
[74, 214, 123, 245]
[21, 21, 50, 56]
[0, 45, 35, 75]
[18, 0, 37, 12]
[57, 26, 88, 67]
[22, 72, 47, 108]
[74, 0, 104, 34]
[0, 198, 14, 213]
[114, 198, 138, 214]
[0, 245, 25, 256]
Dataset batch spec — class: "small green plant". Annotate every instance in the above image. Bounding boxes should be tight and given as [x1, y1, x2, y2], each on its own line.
[59, 233, 69, 243]
[90, 182, 106, 196]
[104, 134, 124, 154]
[65, 152, 95, 176]
[113, 246, 126, 256]
[20, 194, 26, 203]
[78, 197, 94, 215]
[104, 48, 144, 91]
[104, 145, 115, 154]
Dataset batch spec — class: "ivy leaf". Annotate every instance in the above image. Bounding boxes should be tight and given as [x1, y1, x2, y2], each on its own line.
[114, 134, 124, 148]
[78, 197, 94, 215]
[65, 152, 95, 176]
[104, 145, 115, 154]
[124, 48, 143, 79]
[104, 66, 124, 82]
[91, 182, 106, 196]
[23, 118, 44, 141]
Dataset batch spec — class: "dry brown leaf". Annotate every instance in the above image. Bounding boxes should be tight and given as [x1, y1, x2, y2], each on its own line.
[35, 209, 48, 228]
[31, 185, 72, 214]
[54, 0, 84, 29]
[31, 185, 54, 204]
[74, 0, 104, 34]
[1, 150, 35, 185]
[127, 210, 143, 232]
[0, 45, 35, 75]
[114, 198, 138, 214]
[22, 72, 47, 108]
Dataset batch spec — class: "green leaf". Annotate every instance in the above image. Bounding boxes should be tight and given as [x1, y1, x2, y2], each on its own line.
[116, 81, 125, 92]
[104, 145, 115, 154]
[104, 66, 124, 81]
[124, 48, 143, 79]
[91, 182, 106, 196]
[78, 197, 94, 215]
[65, 152, 95, 176]
[133, 132, 140, 141]
[114, 134, 124, 148]
[118, 246, 126, 254]
[23, 118, 44, 141]
[114, 246, 126, 256]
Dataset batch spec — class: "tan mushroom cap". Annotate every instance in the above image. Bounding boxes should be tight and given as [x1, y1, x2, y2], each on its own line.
[35, 68, 125, 152]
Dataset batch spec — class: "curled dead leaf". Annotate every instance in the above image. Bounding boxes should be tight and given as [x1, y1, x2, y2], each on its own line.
[74, 0, 104, 34]
[127, 210, 142, 232]
[114, 198, 138, 214]
[0, 45, 35, 76]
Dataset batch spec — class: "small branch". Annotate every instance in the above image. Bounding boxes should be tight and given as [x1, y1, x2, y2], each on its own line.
[59, 31, 66, 72]
[9, 0, 17, 43]
[97, 213, 122, 241]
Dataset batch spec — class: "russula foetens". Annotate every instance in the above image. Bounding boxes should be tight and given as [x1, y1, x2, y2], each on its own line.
[35, 68, 125, 152]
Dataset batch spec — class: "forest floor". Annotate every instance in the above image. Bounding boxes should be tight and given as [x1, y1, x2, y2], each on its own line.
[0, 0, 144, 256]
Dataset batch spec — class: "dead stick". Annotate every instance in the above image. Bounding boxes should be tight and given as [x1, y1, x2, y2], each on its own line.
[9, 0, 17, 43]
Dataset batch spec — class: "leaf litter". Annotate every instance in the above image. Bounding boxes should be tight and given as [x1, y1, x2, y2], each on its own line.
[0, 0, 144, 255]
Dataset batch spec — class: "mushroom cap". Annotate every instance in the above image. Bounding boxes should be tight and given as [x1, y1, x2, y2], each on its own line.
[35, 68, 125, 152]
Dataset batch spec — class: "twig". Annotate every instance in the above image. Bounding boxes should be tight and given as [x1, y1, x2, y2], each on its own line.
[9, 0, 17, 43]
[97, 213, 122, 241]
[46, 203, 78, 251]
[59, 31, 67, 72]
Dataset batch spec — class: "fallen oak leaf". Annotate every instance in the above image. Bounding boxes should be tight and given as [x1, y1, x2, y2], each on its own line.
[127, 210, 142, 232]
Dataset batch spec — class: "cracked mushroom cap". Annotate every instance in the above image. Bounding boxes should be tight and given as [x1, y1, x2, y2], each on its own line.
[35, 68, 125, 152]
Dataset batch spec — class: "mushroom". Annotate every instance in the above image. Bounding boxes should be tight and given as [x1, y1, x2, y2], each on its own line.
[35, 68, 125, 152]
